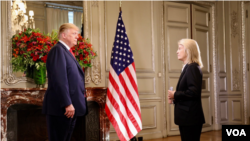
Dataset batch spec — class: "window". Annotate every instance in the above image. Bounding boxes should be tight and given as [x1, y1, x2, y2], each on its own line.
[68, 11, 74, 23]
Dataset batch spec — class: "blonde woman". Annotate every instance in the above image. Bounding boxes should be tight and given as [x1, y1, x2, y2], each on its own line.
[168, 39, 205, 141]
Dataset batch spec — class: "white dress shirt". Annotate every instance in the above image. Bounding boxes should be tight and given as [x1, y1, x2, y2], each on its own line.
[59, 40, 70, 50]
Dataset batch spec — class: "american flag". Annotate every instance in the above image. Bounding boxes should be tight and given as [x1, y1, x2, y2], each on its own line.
[105, 11, 142, 141]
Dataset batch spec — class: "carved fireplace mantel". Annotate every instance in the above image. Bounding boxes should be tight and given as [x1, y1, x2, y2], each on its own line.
[1, 87, 109, 141]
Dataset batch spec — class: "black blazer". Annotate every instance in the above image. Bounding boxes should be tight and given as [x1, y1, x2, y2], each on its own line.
[174, 63, 205, 126]
[42, 42, 87, 116]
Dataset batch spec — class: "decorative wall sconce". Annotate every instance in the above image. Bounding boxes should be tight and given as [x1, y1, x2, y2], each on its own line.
[28, 10, 35, 29]
[11, 0, 35, 36]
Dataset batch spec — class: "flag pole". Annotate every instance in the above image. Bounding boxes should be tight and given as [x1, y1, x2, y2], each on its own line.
[119, 0, 122, 11]
[118, 3, 139, 141]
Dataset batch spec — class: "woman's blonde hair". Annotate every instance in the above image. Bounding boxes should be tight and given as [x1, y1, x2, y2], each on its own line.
[178, 39, 203, 68]
[58, 23, 79, 39]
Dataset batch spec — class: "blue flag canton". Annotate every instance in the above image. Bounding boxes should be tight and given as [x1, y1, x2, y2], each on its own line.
[111, 12, 134, 76]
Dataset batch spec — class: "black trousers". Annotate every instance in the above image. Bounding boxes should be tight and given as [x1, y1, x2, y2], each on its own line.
[179, 124, 203, 141]
[46, 115, 77, 141]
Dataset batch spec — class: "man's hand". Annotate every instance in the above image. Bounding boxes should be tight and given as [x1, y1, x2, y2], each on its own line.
[65, 104, 75, 118]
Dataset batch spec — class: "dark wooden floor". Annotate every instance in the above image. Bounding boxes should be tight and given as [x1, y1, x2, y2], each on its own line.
[145, 130, 222, 141]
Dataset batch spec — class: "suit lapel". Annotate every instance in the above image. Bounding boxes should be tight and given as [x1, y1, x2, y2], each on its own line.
[176, 64, 188, 90]
[57, 42, 84, 76]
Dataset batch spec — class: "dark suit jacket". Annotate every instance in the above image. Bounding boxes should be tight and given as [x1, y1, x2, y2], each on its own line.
[42, 42, 87, 116]
[174, 63, 205, 125]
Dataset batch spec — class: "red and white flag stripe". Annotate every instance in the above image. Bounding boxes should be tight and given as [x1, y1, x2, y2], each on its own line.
[105, 63, 142, 141]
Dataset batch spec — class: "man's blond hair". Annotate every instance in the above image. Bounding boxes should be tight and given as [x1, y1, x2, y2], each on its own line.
[58, 23, 79, 39]
[178, 39, 203, 68]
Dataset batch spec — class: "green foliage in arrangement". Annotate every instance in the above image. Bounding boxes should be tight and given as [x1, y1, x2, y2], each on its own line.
[11, 28, 58, 72]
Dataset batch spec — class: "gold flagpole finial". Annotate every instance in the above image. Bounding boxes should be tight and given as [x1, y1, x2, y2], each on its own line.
[119, 0, 122, 12]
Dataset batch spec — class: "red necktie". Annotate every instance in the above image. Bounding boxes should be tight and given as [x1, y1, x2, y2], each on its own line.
[69, 48, 75, 59]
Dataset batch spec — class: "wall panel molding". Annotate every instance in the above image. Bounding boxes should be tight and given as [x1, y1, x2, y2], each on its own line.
[166, 5, 189, 24]
[219, 76, 227, 92]
[220, 100, 228, 121]
[137, 76, 156, 95]
[229, 2, 242, 92]
[202, 76, 210, 93]
[141, 105, 157, 130]
[219, 94, 242, 96]
[231, 10, 238, 38]
[140, 97, 162, 102]
[231, 100, 242, 121]
[91, 1, 99, 7]
[232, 69, 240, 91]
[167, 26, 189, 73]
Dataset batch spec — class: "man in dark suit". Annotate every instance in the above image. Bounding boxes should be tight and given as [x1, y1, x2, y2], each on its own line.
[42, 23, 87, 141]
[168, 39, 205, 141]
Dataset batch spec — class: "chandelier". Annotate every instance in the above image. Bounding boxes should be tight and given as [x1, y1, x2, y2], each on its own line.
[11, 0, 35, 36]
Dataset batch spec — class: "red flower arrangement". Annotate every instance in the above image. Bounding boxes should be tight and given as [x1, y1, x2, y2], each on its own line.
[71, 34, 97, 69]
[12, 29, 97, 73]
[11, 28, 58, 72]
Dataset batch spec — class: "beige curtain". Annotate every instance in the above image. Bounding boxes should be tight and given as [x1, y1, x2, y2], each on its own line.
[46, 8, 69, 34]
[73, 11, 82, 31]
